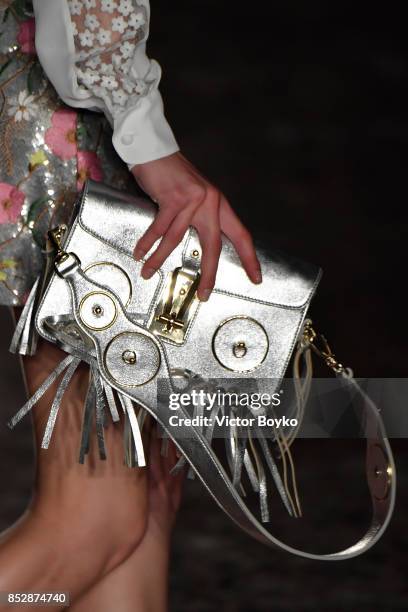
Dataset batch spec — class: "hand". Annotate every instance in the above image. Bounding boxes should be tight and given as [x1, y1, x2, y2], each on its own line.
[131, 152, 262, 301]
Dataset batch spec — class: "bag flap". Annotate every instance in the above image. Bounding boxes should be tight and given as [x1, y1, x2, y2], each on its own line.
[77, 180, 322, 309]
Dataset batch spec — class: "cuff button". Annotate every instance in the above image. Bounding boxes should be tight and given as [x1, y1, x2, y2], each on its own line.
[121, 133, 134, 145]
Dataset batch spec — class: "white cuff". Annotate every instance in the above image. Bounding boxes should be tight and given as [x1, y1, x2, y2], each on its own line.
[112, 88, 179, 167]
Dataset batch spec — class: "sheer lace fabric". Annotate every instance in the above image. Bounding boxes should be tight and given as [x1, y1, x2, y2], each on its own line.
[68, 0, 151, 121]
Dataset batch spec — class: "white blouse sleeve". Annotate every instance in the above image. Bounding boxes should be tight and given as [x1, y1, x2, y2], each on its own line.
[32, 0, 179, 167]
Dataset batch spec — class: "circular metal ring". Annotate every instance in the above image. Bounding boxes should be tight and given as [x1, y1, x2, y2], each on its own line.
[104, 331, 161, 387]
[212, 316, 269, 372]
[79, 291, 117, 331]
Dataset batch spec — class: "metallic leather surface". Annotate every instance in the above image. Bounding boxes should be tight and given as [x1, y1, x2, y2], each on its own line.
[212, 316, 269, 372]
[34, 179, 396, 560]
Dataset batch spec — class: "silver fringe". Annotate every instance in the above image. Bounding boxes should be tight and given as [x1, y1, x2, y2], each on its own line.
[118, 393, 146, 467]
[7, 354, 76, 429]
[9, 277, 41, 356]
[41, 356, 81, 449]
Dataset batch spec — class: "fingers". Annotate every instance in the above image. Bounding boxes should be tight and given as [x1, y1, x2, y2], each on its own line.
[196, 209, 222, 301]
[134, 207, 176, 261]
[140, 207, 195, 279]
[220, 197, 262, 284]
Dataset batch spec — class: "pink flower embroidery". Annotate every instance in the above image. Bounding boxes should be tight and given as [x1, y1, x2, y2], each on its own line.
[17, 18, 36, 55]
[76, 151, 104, 190]
[0, 183, 25, 224]
[44, 109, 78, 161]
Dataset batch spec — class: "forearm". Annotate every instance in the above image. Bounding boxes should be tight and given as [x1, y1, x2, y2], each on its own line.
[32, 0, 179, 166]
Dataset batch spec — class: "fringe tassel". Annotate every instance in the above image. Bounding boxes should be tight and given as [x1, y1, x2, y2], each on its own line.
[78, 379, 96, 464]
[7, 354, 76, 429]
[118, 394, 146, 467]
[283, 342, 313, 450]
[255, 424, 294, 516]
[91, 362, 107, 460]
[232, 427, 247, 489]
[41, 357, 81, 449]
[247, 431, 270, 522]
[102, 380, 120, 422]
[9, 277, 41, 356]
[170, 394, 209, 479]
[123, 409, 137, 468]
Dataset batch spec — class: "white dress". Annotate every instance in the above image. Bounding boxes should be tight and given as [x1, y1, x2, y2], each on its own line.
[33, 0, 179, 167]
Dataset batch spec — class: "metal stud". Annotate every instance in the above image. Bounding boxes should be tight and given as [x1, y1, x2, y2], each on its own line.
[122, 350, 137, 365]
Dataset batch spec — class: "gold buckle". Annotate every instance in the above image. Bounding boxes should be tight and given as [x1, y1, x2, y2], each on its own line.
[148, 267, 200, 344]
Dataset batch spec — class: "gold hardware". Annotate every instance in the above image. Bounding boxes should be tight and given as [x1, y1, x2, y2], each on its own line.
[92, 305, 103, 317]
[48, 225, 68, 262]
[79, 291, 117, 331]
[122, 350, 137, 365]
[212, 316, 269, 372]
[148, 267, 200, 344]
[191, 249, 200, 258]
[233, 341, 247, 358]
[301, 319, 345, 374]
[367, 444, 392, 501]
[84, 261, 132, 307]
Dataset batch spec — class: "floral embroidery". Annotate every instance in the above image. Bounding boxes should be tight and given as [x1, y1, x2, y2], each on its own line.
[77, 67, 100, 87]
[29, 150, 49, 171]
[68, 0, 151, 121]
[7, 90, 38, 122]
[120, 40, 135, 59]
[0, 259, 17, 283]
[111, 16, 126, 34]
[101, 0, 118, 14]
[84, 13, 100, 31]
[96, 28, 112, 46]
[0, 2, 134, 305]
[99, 61, 114, 75]
[17, 18, 36, 55]
[112, 88, 127, 105]
[76, 151, 104, 190]
[101, 74, 118, 90]
[79, 29, 95, 47]
[118, 0, 134, 17]
[128, 12, 145, 29]
[68, 0, 83, 16]
[44, 109, 78, 161]
[0, 184, 25, 225]
[85, 57, 100, 70]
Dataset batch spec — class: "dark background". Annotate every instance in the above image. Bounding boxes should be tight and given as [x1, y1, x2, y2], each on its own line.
[1, 1, 407, 610]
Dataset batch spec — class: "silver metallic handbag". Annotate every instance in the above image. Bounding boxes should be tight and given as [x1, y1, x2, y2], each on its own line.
[9, 179, 396, 560]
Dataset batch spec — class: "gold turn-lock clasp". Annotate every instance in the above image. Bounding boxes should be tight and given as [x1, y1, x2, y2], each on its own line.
[148, 267, 200, 344]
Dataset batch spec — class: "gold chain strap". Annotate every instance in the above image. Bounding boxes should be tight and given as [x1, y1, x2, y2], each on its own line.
[301, 319, 347, 375]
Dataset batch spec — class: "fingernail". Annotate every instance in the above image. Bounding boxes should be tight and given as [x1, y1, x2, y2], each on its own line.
[253, 269, 262, 284]
[142, 267, 156, 279]
[199, 289, 211, 302]
[134, 248, 145, 261]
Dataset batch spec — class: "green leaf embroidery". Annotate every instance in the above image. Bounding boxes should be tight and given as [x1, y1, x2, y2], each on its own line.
[0, 270, 7, 281]
[26, 196, 51, 227]
[0, 56, 13, 77]
[27, 61, 45, 95]
[1, 259, 17, 269]
[11, 0, 29, 19]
